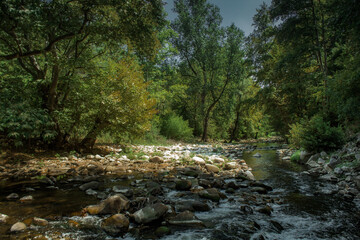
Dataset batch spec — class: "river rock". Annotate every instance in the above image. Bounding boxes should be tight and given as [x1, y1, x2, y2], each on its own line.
[250, 182, 273, 191]
[133, 203, 169, 224]
[225, 162, 238, 170]
[192, 156, 205, 165]
[251, 187, 268, 194]
[168, 210, 205, 227]
[256, 205, 273, 215]
[0, 213, 9, 223]
[175, 179, 192, 191]
[270, 220, 284, 233]
[225, 181, 239, 190]
[20, 195, 33, 202]
[79, 181, 100, 191]
[243, 170, 255, 181]
[328, 156, 340, 169]
[112, 186, 133, 198]
[33, 217, 49, 226]
[205, 164, 220, 173]
[149, 156, 164, 163]
[198, 188, 224, 202]
[6, 193, 19, 200]
[175, 200, 211, 212]
[10, 222, 26, 232]
[307, 160, 320, 168]
[85, 194, 129, 215]
[86, 189, 98, 196]
[101, 214, 129, 237]
[146, 181, 163, 196]
[213, 157, 225, 163]
[253, 153, 262, 158]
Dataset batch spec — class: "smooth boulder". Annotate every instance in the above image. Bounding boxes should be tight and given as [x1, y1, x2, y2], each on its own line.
[85, 194, 129, 215]
[101, 214, 129, 237]
[133, 203, 169, 224]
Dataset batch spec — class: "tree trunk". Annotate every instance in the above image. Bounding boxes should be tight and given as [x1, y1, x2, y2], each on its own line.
[229, 108, 241, 143]
[80, 118, 106, 150]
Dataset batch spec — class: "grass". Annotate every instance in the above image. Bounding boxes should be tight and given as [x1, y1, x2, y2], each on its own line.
[290, 150, 301, 162]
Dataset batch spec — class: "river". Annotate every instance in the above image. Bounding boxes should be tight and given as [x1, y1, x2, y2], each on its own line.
[0, 143, 359, 239]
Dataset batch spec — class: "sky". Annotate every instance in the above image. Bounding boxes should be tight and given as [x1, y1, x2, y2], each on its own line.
[164, 0, 271, 36]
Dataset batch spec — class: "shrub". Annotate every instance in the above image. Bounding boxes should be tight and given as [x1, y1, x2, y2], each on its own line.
[160, 114, 193, 141]
[290, 150, 301, 162]
[288, 115, 345, 152]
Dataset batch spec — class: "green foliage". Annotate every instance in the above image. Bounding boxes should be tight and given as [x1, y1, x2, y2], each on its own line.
[289, 115, 345, 152]
[290, 150, 301, 162]
[160, 114, 193, 141]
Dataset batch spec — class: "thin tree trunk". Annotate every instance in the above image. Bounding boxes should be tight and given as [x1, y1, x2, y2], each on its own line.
[229, 107, 241, 143]
[80, 118, 106, 150]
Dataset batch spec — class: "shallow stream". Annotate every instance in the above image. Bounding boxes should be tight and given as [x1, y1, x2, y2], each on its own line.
[0, 143, 359, 239]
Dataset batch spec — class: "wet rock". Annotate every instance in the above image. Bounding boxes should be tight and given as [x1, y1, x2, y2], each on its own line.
[86, 189, 98, 196]
[253, 153, 261, 158]
[133, 203, 169, 224]
[225, 188, 235, 193]
[192, 156, 205, 165]
[175, 179, 192, 191]
[251, 187, 268, 194]
[6, 193, 19, 200]
[85, 194, 129, 215]
[205, 164, 220, 173]
[79, 181, 100, 191]
[240, 205, 253, 214]
[20, 195, 33, 202]
[155, 226, 171, 237]
[270, 220, 284, 233]
[256, 205, 272, 216]
[0, 213, 9, 223]
[146, 181, 163, 196]
[168, 210, 204, 227]
[225, 181, 240, 190]
[87, 163, 104, 175]
[250, 182, 273, 191]
[101, 214, 129, 237]
[198, 188, 224, 202]
[33, 217, 49, 226]
[25, 187, 35, 192]
[175, 200, 211, 212]
[112, 186, 133, 198]
[149, 156, 164, 163]
[319, 174, 338, 182]
[10, 222, 26, 232]
[182, 168, 200, 177]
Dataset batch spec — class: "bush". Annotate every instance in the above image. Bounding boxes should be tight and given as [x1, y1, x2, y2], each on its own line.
[160, 114, 193, 141]
[290, 150, 301, 162]
[289, 115, 345, 152]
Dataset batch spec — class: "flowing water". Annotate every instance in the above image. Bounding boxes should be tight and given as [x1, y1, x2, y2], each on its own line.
[0, 143, 359, 239]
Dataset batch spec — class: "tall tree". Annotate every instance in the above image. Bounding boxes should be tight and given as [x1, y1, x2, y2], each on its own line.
[171, 0, 245, 141]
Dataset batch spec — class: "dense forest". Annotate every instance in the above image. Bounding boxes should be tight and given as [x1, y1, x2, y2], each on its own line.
[0, 0, 359, 152]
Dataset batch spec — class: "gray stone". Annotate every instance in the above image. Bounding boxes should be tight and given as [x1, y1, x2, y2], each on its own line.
[256, 205, 273, 216]
[328, 156, 340, 169]
[307, 160, 320, 168]
[175, 201, 210, 212]
[251, 187, 268, 194]
[86, 189, 98, 196]
[253, 153, 262, 158]
[79, 181, 100, 191]
[317, 158, 326, 165]
[20, 195, 33, 202]
[0, 213, 9, 223]
[169, 211, 205, 227]
[198, 188, 223, 202]
[6, 193, 19, 200]
[133, 203, 169, 224]
[10, 222, 26, 232]
[334, 168, 342, 175]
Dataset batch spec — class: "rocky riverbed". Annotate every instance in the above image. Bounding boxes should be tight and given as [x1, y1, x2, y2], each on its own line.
[1, 142, 359, 239]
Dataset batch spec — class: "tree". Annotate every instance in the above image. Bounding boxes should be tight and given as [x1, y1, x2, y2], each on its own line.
[0, 0, 165, 148]
[171, 0, 245, 141]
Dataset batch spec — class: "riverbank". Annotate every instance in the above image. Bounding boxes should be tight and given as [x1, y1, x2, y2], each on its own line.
[277, 134, 360, 204]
